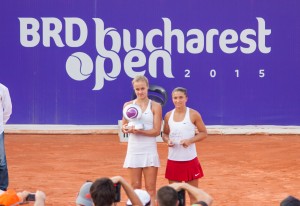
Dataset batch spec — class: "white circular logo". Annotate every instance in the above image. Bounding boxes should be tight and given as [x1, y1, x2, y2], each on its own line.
[66, 52, 93, 81]
[123, 104, 142, 121]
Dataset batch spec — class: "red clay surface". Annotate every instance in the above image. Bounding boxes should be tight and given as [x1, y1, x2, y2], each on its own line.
[5, 134, 300, 205]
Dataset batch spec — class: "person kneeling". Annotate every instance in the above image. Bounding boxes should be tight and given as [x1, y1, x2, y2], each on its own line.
[157, 183, 212, 206]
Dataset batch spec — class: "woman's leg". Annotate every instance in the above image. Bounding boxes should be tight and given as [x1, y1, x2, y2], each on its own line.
[143, 167, 158, 205]
[168, 180, 180, 184]
[128, 168, 143, 189]
[186, 179, 198, 204]
[0, 132, 8, 191]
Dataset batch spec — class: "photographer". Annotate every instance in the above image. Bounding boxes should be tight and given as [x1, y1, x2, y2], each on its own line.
[280, 195, 300, 206]
[157, 183, 213, 206]
[0, 189, 46, 206]
[90, 176, 142, 206]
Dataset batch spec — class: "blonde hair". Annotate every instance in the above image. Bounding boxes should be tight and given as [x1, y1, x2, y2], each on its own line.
[132, 75, 149, 87]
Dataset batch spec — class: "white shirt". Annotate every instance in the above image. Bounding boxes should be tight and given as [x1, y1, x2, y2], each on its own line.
[123, 100, 160, 168]
[168, 107, 197, 161]
[0, 83, 12, 133]
[127, 100, 157, 154]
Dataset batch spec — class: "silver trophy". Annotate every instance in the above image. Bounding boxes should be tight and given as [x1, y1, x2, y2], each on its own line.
[123, 104, 144, 130]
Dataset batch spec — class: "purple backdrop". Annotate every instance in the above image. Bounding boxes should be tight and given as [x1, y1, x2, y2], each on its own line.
[1, 0, 299, 125]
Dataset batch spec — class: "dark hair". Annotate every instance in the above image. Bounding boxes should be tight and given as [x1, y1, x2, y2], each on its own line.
[157, 186, 178, 206]
[172, 87, 187, 97]
[280, 196, 300, 206]
[90, 177, 115, 206]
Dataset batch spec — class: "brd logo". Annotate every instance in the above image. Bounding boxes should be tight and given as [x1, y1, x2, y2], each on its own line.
[19, 17, 271, 90]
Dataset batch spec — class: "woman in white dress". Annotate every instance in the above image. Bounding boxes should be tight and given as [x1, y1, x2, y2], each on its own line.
[122, 75, 162, 205]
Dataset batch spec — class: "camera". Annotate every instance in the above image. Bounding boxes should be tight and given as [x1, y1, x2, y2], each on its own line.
[178, 189, 185, 206]
[25, 193, 36, 201]
[114, 183, 121, 202]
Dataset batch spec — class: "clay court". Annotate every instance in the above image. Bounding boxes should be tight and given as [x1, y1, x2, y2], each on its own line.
[5, 133, 300, 205]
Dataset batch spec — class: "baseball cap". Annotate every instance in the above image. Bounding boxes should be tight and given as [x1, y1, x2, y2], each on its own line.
[126, 189, 151, 206]
[76, 181, 93, 206]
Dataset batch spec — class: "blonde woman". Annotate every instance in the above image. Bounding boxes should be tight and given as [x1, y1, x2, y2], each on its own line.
[122, 75, 162, 205]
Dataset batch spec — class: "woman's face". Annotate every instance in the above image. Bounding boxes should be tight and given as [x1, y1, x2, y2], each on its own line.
[172, 91, 187, 108]
[133, 80, 148, 99]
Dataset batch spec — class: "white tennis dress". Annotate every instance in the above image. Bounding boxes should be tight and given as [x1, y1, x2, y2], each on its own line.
[168, 107, 197, 161]
[123, 100, 160, 168]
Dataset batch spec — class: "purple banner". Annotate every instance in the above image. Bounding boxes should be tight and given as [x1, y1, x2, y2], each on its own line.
[1, 1, 299, 125]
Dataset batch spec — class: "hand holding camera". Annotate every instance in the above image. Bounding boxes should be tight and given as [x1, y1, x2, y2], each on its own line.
[114, 183, 121, 202]
[168, 182, 212, 206]
[110, 176, 143, 205]
[177, 189, 186, 206]
[110, 176, 123, 202]
[25, 193, 35, 201]
[18, 190, 46, 205]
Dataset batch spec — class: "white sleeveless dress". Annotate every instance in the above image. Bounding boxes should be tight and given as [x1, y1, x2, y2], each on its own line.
[123, 100, 160, 168]
[168, 107, 197, 161]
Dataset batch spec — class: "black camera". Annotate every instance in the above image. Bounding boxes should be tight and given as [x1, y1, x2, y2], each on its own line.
[178, 189, 185, 206]
[25, 193, 36, 201]
[114, 183, 121, 202]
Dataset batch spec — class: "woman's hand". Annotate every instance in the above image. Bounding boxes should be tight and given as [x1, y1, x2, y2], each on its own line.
[167, 139, 175, 147]
[180, 139, 192, 148]
[122, 124, 133, 133]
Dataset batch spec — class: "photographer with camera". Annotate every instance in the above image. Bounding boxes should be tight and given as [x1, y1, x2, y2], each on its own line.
[0, 189, 46, 206]
[157, 183, 213, 206]
[89, 176, 143, 206]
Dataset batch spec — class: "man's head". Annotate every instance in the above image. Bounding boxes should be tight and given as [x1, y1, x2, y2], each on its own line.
[157, 186, 178, 206]
[76, 181, 93, 206]
[90, 177, 115, 206]
[280, 196, 300, 206]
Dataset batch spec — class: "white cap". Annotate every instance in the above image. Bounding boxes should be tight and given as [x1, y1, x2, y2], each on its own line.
[76, 182, 93, 206]
[126, 189, 151, 206]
